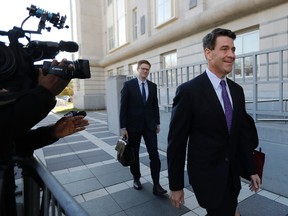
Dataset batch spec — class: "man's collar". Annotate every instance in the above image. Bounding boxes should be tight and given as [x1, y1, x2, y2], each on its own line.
[137, 77, 146, 84]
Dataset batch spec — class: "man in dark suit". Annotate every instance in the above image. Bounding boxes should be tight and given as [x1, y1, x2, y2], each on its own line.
[167, 28, 261, 216]
[120, 60, 167, 196]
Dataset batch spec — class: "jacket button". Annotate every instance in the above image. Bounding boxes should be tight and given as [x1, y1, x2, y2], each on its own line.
[225, 157, 229, 162]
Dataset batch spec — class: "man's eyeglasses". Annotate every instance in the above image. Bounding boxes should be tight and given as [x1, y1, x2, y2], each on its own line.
[140, 67, 150, 71]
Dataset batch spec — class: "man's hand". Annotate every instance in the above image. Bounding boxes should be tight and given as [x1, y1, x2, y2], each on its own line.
[170, 190, 185, 208]
[249, 174, 261, 192]
[156, 125, 160, 134]
[121, 128, 128, 139]
[51, 115, 89, 138]
[38, 58, 71, 96]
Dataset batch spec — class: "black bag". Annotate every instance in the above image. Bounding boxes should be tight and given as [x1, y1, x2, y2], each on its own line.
[115, 138, 135, 166]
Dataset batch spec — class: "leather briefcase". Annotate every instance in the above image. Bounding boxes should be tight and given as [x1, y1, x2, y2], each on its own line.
[253, 148, 265, 180]
[241, 147, 265, 181]
[115, 138, 135, 166]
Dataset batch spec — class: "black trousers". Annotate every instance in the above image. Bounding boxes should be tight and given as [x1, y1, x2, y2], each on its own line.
[205, 173, 239, 216]
[0, 163, 17, 216]
[128, 128, 161, 185]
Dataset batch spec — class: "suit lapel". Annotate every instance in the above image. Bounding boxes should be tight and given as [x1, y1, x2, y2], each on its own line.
[146, 81, 152, 103]
[202, 72, 230, 133]
[132, 78, 142, 99]
[203, 73, 227, 123]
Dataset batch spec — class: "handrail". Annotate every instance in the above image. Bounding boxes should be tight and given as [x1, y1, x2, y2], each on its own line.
[133, 46, 288, 122]
[14, 155, 89, 216]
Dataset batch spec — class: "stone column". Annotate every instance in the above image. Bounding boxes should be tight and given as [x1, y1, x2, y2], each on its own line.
[106, 75, 126, 135]
[71, 0, 105, 110]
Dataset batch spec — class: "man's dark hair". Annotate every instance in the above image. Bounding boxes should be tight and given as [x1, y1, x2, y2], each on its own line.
[137, 60, 151, 69]
[202, 28, 236, 50]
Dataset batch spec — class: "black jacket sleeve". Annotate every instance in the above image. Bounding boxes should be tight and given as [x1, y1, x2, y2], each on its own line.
[0, 85, 56, 159]
[15, 126, 59, 156]
[238, 114, 258, 180]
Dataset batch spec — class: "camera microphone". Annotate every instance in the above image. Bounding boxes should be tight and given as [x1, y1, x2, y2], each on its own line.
[58, 41, 79, 52]
[27, 40, 79, 61]
[28, 40, 79, 53]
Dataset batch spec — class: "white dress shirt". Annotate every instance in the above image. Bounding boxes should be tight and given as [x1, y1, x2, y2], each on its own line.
[205, 69, 233, 111]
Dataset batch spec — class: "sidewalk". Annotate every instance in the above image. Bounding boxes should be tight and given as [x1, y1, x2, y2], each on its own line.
[33, 110, 288, 216]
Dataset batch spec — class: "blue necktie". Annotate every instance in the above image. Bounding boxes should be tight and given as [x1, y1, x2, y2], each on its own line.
[141, 82, 146, 104]
[220, 80, 233, 132]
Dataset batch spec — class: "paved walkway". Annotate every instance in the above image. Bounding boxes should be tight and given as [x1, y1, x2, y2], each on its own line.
[31, 110, 288, 216]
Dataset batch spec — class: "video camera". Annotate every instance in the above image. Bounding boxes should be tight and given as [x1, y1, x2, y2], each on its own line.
[0, 5, 90, 103]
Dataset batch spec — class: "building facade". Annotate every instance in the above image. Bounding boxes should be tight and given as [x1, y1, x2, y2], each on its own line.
[71, 0, 287, 110]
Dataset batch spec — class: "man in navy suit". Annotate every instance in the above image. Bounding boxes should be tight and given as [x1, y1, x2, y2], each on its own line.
[120, 60, 167, 195]
[167, 28, 261, 215]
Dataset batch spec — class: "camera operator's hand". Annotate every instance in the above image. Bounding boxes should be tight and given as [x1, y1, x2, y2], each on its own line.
[38, 58, 71, 96]
[51, 115, 89, 138]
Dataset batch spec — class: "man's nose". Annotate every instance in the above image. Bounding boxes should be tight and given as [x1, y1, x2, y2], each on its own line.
[227, 49, 236, 58]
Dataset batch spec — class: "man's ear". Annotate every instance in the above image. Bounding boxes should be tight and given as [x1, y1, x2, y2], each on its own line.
[204, 48, 212, 60]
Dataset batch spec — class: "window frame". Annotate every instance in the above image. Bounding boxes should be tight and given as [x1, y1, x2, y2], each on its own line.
[106, 0, 128, 51]
[129, 63, 138, 76]
[154, 0, 176, 28]
[132, 8, 138, 41]
[233, 30, 260, 78]
[160, 51, 177, 86]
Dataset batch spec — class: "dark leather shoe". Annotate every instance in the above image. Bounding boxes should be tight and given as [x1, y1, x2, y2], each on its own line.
[133, 179, 142, 190]
[153, 184, 167, 195]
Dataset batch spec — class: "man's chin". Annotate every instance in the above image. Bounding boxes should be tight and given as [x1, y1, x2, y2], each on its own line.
[224, 67, 233, 75]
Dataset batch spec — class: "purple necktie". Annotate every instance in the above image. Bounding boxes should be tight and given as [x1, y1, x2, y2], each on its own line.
[220, 80, 233, 132]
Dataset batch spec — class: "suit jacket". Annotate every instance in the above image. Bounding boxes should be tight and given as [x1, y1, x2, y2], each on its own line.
[120, 78, 160, 132]
[239, 114, 258, 180]
[167, 72, 256, 209]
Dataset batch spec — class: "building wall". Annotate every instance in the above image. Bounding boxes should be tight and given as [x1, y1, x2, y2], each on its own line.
[96, 0, 288, 70]
[76, 0, 286, 110]
[85, 0, 288, 107]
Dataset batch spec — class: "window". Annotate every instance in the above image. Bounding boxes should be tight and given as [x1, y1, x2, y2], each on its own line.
[108, 26, 115, 50]
[107, 0, 127, 50]
[233, 30, 259, 77]
[129, 63, 138, 76]
[189, 0, 197, 9]
[117, 66, 124, 75]
[161, 51, 177, 86]
[162, 52, 177, 69]
[117, 0, 126, 46]
[132, 8, 137, 40]
[108, 69, 113, 76]
[155, 0, 176, 26]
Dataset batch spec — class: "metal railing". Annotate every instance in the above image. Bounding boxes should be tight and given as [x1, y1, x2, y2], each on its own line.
[1, 155, 89, 216]
[146, 46, 288, 122]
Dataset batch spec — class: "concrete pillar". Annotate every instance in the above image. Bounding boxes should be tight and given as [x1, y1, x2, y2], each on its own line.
[71, 0, 106, 110]
[106, 75, 126, 135]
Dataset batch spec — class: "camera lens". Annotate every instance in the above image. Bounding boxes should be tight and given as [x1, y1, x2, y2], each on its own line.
[66, 59, 91, 79]
[0, 42, 17, 81]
